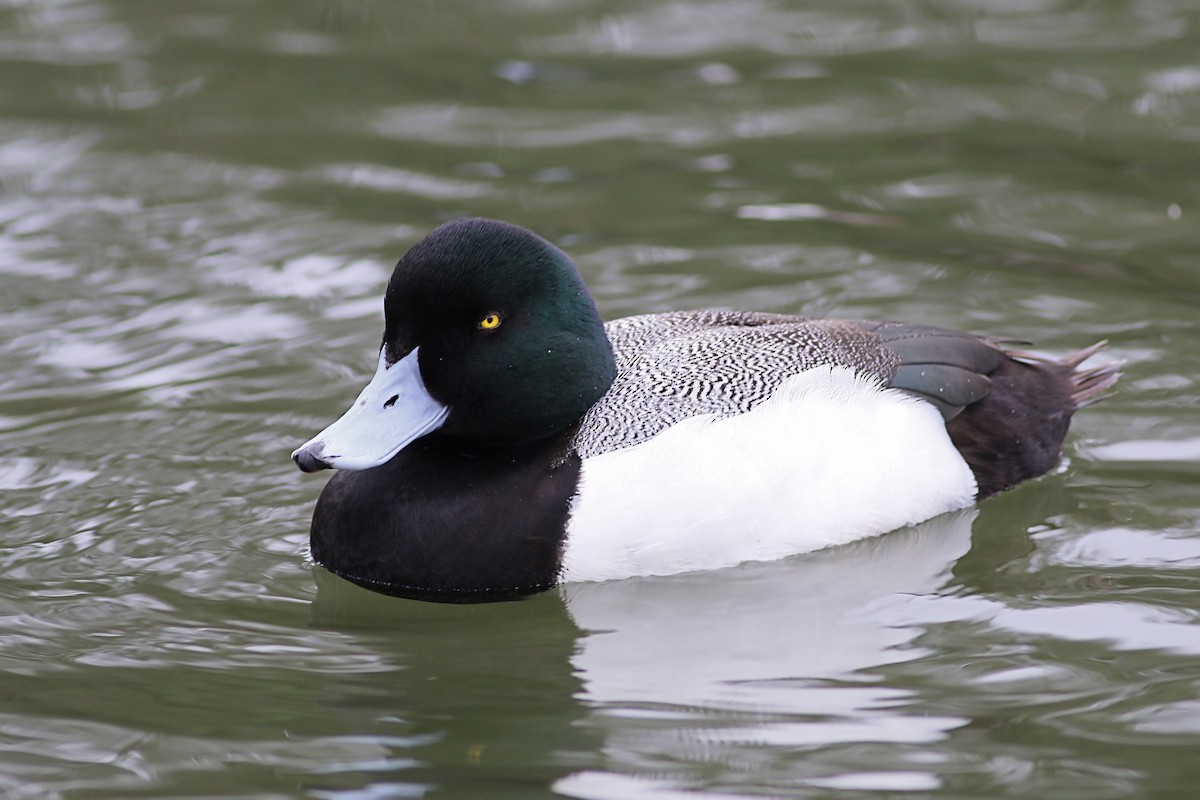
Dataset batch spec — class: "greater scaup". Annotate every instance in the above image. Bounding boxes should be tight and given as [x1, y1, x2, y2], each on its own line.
[292, 218, 1119, 602]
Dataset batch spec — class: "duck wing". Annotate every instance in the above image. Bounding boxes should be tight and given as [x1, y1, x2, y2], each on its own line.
[575, 310, 1011, 458]
[856, 321, 1008, 421]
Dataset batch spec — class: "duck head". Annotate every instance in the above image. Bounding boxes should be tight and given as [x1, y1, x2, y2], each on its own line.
[292, 218, 616, 472]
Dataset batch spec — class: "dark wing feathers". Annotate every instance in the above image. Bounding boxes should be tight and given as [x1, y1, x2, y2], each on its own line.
[861, 322, 1010, 420]
[870, 322, 1007, 371]
[890, 364, 993, 419]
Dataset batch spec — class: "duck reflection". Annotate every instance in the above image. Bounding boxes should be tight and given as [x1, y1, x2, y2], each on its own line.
[555, 511, 977, 797]
[564, 510, 976, 713]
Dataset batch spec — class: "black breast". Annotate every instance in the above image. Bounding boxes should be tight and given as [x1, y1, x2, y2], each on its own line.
[309, 432, 581, 602]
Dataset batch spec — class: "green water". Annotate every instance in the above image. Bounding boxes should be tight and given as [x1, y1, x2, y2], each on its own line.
[2, 0, 1198, 797]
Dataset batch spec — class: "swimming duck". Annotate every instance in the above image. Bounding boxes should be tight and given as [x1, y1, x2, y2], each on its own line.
[292, 218, 1118, 602]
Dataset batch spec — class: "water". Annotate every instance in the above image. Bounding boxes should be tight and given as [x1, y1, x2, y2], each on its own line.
[1, 0, 1198, 797]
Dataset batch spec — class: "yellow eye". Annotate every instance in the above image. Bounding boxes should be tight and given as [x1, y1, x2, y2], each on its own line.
[478, 312, 502, 331]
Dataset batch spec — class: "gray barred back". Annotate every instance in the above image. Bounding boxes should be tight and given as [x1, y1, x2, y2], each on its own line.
[573, 310, 903, 458]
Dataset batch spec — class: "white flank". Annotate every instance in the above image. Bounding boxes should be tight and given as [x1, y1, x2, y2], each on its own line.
[561, 365, 978, 583]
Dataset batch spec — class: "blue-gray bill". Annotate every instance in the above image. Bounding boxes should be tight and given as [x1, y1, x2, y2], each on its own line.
[291, 347, 449, 473]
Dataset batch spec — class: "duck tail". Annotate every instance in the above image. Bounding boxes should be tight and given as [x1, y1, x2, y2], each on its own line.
[1004, 340, 1122, 410]
[1065, 341, 1122, 409]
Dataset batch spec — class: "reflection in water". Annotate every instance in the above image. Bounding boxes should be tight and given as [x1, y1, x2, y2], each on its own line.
[555, 512, 976, 797]
[565, 511, 974, 721]
[311, 569, 600, 798]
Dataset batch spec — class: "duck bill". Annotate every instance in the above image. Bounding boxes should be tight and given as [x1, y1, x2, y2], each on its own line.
[292, 347, 449, 473]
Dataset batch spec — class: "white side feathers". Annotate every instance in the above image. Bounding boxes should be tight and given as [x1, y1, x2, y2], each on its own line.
[561, 365, 977, 583]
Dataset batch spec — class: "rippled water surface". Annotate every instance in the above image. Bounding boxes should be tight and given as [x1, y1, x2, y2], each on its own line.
[2, 0, 1198, 797]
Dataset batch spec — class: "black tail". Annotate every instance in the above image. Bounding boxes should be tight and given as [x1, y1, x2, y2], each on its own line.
[946, 343, 1121, 499]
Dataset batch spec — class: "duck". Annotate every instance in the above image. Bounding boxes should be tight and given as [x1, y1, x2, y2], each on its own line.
[291, 218, 1119, 603]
